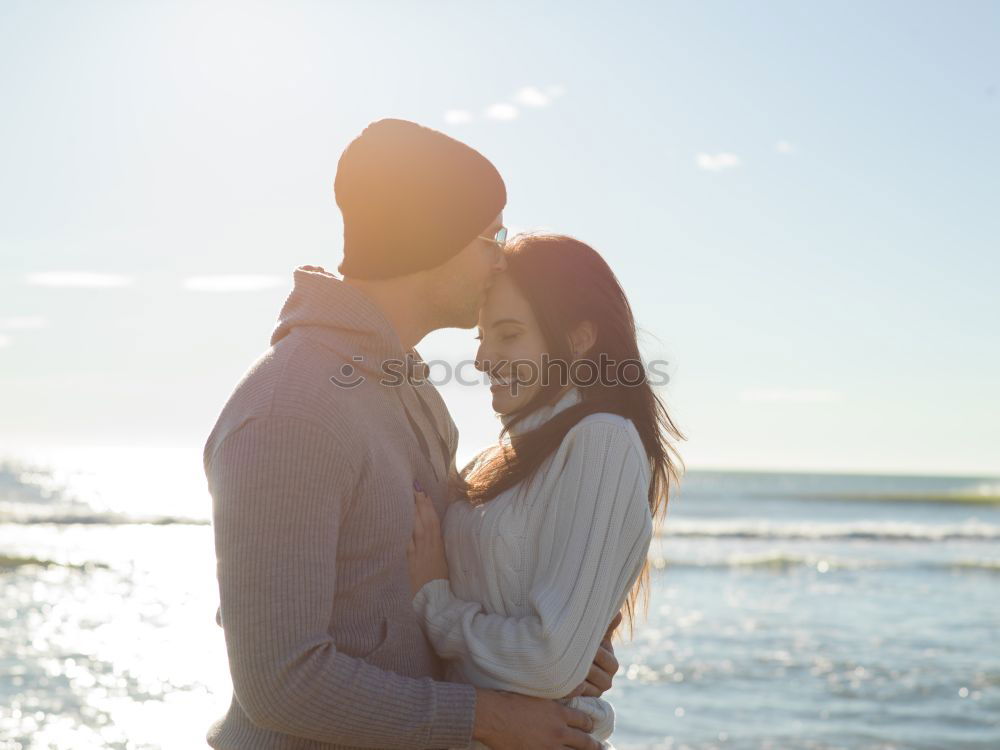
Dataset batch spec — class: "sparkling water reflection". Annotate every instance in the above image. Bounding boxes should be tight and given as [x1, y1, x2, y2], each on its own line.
[1, 454, 998, 749]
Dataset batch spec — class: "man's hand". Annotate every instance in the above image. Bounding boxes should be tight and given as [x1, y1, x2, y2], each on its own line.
[473, 689, 600, 750]
[564, 611, 622, 699]
[407, 487, 449, 596]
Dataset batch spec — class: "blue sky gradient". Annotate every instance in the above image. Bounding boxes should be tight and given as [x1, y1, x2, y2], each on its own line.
[1, 1, 997, 474]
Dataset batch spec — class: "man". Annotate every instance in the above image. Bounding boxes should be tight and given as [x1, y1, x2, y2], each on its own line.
[204, 119, 619, 750]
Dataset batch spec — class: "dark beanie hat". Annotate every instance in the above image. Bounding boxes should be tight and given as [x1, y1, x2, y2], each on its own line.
[335, 119, 507, 280]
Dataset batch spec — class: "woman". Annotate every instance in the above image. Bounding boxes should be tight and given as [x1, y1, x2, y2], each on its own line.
[407, 233, 684, 747]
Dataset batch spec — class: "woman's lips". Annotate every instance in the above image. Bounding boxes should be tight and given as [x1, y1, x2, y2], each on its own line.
[489, 375, 511, 393]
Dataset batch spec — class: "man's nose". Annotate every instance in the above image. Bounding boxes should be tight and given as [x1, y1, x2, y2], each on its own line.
[493, 251, 507, 272]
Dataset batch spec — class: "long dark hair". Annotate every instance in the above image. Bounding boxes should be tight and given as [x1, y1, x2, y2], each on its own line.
[461, 233, 685, 634]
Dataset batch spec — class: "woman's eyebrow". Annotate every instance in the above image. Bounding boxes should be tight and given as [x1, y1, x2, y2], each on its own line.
[491, 318, 525, 328]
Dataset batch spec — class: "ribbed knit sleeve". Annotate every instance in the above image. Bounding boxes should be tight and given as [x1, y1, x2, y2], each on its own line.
[411, 418, 653, 700]
[209, 415, 476, 749]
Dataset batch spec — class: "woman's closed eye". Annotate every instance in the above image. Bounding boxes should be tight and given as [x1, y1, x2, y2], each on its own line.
[475, 332, 520, 344]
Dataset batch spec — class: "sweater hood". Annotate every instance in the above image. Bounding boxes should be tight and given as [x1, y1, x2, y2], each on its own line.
[270, 265, 408, 376]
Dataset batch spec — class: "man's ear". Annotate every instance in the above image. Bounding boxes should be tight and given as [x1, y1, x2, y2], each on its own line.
[568, 320, 597, 359]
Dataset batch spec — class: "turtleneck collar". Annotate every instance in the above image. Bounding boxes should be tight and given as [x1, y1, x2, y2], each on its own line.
[500, 387, 582, 437]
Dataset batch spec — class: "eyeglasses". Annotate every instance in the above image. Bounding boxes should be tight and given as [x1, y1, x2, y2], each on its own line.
[478, 226, 507, 247]
[477, 226, 508, 261]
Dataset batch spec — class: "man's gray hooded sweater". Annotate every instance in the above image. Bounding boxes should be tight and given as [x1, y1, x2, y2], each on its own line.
[203, 265, 477, 750]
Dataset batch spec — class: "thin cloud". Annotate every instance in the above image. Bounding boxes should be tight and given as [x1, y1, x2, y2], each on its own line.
[696, 153, 741, 171]
[0, 316, 46, 329]
[182, 274, 286, 292]
[444, 109, 473, 125]
[740, 388, 841, 403]
[514, 86, 551, 108]
[0, 334, 10, 348]
[485, 103, 519, 121]
[25, 271, 134, 288]
[775, 140, 796, 155]
[445, 84, 565, 125]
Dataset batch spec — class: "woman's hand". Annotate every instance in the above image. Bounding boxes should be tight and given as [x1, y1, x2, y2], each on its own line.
[407, 485, 450, 597]
[562, 611, 623, 699]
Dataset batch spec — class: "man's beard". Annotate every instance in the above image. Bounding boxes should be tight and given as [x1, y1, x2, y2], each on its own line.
[437, 289, 482, 330]
[453, 292, 482, 329]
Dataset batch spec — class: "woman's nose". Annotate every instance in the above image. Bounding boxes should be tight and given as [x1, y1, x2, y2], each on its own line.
[474, 341, 489, 372]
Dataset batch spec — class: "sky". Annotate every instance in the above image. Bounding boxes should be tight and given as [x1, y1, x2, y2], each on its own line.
[1, 0, 998, 476]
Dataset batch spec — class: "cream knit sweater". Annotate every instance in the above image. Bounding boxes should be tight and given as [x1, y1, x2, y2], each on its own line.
[412, 388, 654, 746]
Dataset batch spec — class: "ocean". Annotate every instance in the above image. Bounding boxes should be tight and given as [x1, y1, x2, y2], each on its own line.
[1, 447, 998, 749]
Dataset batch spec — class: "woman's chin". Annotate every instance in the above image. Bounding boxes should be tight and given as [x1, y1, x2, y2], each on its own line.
[490, 389, 520, 415]
[491, 393, 512, 415]
[491, 385, 540, 416]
